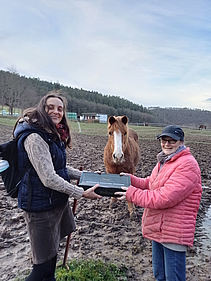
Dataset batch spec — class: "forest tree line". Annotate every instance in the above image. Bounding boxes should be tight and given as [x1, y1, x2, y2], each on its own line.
[0, 70, 154, 123]
[0, 69, 211, 126]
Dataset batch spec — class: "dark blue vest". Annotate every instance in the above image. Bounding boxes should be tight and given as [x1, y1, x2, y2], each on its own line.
[16, 128, 70, 212]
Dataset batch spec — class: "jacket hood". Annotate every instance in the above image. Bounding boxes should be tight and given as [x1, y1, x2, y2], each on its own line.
[14, 121, 48, 138]
[14, 121, 33, 138]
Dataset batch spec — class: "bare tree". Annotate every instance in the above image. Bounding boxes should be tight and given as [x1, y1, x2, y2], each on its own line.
[18, 86, 39, 112]
[4, 69, 26, 115]
[0, 71, 8, 112]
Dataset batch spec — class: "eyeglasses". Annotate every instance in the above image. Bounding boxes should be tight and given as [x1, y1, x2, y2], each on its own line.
[160, 138, 178, 144]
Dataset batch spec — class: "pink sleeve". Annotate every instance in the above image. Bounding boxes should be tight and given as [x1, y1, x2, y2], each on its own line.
[126, 175, 150, 207]
[130, 174, 150, 190]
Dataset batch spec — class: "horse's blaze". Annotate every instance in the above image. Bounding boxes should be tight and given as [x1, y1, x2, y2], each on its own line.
[112, 130, 124, 163]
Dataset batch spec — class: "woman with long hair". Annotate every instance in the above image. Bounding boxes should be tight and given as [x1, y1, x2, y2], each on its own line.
[13, 91, 101, 281]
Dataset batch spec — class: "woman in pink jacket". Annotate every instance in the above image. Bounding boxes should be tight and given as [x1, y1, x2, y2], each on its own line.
[116, 125, 202, 281]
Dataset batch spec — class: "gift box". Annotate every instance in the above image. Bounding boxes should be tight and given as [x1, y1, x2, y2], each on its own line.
[78, 171, 130, 197]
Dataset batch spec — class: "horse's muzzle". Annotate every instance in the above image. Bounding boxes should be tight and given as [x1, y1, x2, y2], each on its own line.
[112, 152, 124, 163]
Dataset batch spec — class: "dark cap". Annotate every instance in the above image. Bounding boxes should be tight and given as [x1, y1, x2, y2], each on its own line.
[156, 125, 184, 141]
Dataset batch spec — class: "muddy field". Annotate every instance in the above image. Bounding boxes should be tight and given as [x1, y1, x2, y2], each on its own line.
[0, 124, 211, 281]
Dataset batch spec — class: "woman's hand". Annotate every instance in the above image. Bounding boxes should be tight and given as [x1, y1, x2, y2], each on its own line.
[115, 186, 128, 200]
[82, 184, 102, 200]
[94, 170, 101, 174]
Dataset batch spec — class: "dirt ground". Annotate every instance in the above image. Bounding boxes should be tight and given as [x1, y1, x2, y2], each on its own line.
[0, 124, 211, 281]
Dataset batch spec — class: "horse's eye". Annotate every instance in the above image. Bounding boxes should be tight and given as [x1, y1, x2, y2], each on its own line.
[124, 132, 127, 136]
[109, 132, 112, 136]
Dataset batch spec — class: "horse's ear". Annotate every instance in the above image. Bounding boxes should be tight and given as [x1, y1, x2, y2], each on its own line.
[108, 116, 116, 125]
[121, 115, 128, 125]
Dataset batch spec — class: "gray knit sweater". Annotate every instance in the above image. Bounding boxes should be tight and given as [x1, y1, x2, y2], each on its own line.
[24, 133, 84, 200]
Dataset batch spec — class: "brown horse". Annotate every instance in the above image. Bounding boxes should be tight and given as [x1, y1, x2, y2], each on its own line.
[199, 125, 206, 130]
[103, 115, 140, 216]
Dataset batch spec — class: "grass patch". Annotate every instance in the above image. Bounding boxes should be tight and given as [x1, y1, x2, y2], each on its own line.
[69, 121, 211, 142]
[69, 121, 108, 136]
[15, 259, 127, 281]
[0, 116, 18, 127]
[0, 117, 211, 143]
[55, 259, 127, 281]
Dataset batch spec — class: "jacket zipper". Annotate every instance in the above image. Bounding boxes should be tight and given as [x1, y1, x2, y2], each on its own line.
[49, 190, 53, 204]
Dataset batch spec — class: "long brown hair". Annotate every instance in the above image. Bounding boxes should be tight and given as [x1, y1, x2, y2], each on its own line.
[14, 91, 71, 148]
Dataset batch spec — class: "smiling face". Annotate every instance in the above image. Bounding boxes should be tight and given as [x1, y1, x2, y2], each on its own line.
[46, 97, 64, 125]
[160, 137, 183, 155]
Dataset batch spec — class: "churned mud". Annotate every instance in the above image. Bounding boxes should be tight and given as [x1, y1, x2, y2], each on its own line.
[0, 124, 211, 281]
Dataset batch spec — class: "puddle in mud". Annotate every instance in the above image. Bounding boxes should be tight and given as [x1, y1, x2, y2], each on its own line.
[187, 186, 211, 265]
[199, 205, 211, 255]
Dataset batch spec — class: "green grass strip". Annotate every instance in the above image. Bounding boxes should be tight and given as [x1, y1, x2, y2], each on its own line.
[55, 259, 127, 281]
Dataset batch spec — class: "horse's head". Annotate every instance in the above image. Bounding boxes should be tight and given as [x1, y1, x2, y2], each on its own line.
[107, 115, 129, 164]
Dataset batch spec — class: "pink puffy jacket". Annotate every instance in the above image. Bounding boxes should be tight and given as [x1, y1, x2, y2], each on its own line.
[126, 147, 202, 247]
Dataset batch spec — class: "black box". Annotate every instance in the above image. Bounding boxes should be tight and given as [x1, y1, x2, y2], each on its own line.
[78, 171, 131, 197]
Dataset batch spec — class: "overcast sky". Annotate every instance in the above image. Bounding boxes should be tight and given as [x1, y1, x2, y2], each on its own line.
[1, 0, 211, 110]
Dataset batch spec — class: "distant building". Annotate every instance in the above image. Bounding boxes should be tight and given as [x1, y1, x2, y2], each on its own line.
[66, 112, 77, 121]
[96, 114, 108, 123]
[80, 113, 108, 123]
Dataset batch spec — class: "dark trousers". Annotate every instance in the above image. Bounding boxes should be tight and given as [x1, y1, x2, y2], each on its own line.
[25, 255, 57, 281]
